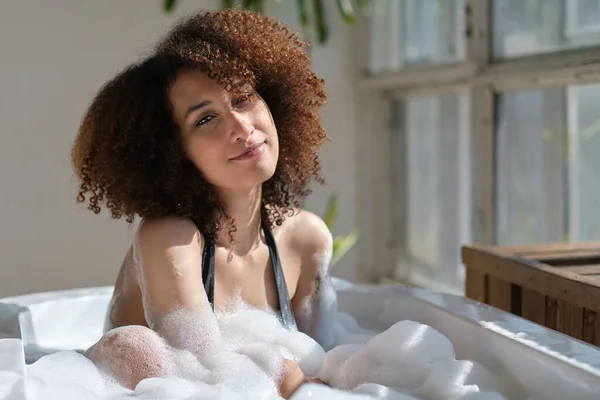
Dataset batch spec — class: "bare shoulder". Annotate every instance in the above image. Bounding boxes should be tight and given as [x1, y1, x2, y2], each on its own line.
[136, 216, 203, 251]
[134, 216, 204, 273]
[133, 217, 209, 320]
[286, 209, 333, 263]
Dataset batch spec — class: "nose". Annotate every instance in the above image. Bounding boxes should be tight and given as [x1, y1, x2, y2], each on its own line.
[229, 111, 254, 142]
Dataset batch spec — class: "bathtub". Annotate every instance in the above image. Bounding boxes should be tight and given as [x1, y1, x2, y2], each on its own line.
[1, 279, 600, 399]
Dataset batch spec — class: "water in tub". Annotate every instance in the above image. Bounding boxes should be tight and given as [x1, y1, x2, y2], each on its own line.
[0, 286, 542, 400]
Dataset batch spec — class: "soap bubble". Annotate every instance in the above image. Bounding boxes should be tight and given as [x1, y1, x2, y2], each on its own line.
[0, 301, 522, 400]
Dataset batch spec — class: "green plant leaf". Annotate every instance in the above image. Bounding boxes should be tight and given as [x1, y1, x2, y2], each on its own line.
[222, 0, 236, 9]
[312, 0, 329, 43]
[337, 0, 356, 24]
[163, 0, 179, 13]
[242, 0, 264, 11]
[297, 0, 310, 26]
[356, 0, 372, 15]
[255, 0, 265, 12]
[331, 230, 360, 267]
[323, 194, 338, 230]
[164, 0, 371, 45]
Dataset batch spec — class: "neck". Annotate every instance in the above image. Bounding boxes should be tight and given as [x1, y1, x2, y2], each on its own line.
[214, 185, 263, 254]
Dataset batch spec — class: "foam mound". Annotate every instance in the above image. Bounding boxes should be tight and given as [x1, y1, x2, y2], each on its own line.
[0, 303, 518, 400]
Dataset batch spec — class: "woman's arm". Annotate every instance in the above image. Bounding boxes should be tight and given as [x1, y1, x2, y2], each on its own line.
[291, 211, 338, 351]
[134, 217, 222, 354]
[134, 217, 311, 398]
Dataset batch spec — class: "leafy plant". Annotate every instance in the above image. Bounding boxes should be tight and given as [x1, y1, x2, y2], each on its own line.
[162, 0, 377, 44]
[323, 193, 360, 267]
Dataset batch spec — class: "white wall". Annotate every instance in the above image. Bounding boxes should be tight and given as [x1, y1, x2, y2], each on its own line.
[0, 1, 361, 297]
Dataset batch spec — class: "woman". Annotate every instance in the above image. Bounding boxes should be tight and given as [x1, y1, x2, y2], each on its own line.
[71, 8, 336, 399]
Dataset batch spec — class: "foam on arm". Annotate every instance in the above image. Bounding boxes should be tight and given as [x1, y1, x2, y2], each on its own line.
[292, 212, 338, 351]
[133, 217, 223, 356]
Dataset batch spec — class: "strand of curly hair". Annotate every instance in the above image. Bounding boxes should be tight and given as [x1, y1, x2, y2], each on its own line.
[72, 9, 328, 244]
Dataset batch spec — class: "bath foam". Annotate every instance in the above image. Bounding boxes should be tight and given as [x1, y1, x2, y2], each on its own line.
[295, 242, 338, 351]
[1, 298, 520, 400]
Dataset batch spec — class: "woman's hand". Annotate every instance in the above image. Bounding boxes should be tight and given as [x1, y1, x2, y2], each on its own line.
[278, 359, 328, 399]
[279, 359, 306, 399]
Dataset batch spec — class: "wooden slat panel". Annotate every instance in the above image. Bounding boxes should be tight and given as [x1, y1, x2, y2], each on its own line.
[560, 265, 600, 275]
[498, 241, 600, 256]
[546, 297, 558, 330]
[582, 276, 600, 284]
[595, 310, 600, 348]
[523, 250, 600, 261]
[487, 277, 511, 312]
[462, 246, 600, 310]
[557, 299, 584, 340]
[583, 309, 596, 345]
[540, 255, 600, 267]
[521, 287, 546, 325]
[510, 284, 522, 316]
[465, 269, 486, 302]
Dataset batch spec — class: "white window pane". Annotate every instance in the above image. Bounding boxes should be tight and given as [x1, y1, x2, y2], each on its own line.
[496, 82, 600, 245]
[574, 0, 600, 29]
[494, 0, 600, 59]
[403, 0, 465, 66]
[406, 97, 441, 268]
[496, 88, 566, 245]
[568, 83, 600, 241]
[369, 0, 465, 74]
[393, 94, 471, 293]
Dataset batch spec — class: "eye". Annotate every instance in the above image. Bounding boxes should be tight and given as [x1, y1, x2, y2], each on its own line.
[194, 115, 215, 127]
[234, 92, 254, 107]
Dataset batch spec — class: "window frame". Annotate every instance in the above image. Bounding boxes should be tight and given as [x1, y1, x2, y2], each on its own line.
[354, 0, 600, 293]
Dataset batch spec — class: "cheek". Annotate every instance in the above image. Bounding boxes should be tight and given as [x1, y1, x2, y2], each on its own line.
[185, 138, 222, 175]
[269, 135, 279, 157]
[268, 126, 279, 152]
[261, 115, 278, 145]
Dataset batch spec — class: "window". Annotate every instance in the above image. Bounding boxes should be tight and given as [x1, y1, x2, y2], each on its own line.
[368, 0, 466, 73]
[391, 94, 471, 293]
[360, 0, 600, 294]
[493, 0, 600, 58]
[497, 83, 600, 245]
[495, 87, 566, 246]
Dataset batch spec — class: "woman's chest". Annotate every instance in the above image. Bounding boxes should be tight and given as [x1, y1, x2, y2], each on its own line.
[211, 245, 302, 313]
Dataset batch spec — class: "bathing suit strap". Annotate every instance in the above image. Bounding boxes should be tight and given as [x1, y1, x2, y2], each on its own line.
[201, 233, 215, 311]
[262, 222, 298, 331]
[199, 223, 298, 331]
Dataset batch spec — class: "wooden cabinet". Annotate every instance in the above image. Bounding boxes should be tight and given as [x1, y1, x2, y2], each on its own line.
[462, 242, 600, 346]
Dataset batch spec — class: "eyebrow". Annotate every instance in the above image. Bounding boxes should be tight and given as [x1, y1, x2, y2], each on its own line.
[184, 100, 212, 119]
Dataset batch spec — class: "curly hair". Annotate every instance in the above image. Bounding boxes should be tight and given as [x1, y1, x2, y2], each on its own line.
[71, 8, 328, 242]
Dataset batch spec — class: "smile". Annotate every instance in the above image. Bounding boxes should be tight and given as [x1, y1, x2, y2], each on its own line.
[229, 142, 265, 161]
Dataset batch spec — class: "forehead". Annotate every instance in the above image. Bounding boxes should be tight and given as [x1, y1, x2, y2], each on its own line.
[169, 69, 222, 103]
[169, 69, 252, 104]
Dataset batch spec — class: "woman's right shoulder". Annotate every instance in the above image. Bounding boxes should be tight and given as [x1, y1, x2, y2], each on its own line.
[135, 216, 204, 253]
[131, 217, 212, 322]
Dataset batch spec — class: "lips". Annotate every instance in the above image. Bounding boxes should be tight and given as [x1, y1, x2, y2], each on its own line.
[230, 141, 265, 161]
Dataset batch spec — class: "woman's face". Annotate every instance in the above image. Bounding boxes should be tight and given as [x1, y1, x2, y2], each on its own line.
[169, 69, 279, 190]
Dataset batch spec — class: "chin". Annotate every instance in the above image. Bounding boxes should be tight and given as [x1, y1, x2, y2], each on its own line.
[249, 166, 277, 186]
[225, 166, 275, 190]
[248, 154, 277, 180]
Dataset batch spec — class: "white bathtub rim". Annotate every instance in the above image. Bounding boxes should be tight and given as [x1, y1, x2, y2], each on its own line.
[0, 286, 114, 307]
